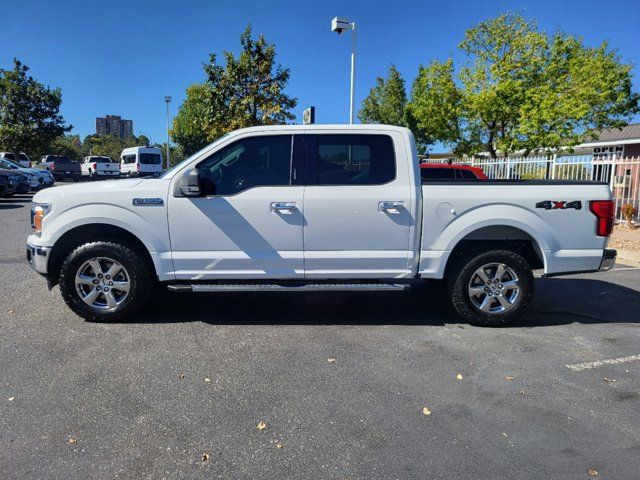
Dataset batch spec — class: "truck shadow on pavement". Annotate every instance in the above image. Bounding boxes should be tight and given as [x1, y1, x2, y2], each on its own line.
[128, 277, 640, 327]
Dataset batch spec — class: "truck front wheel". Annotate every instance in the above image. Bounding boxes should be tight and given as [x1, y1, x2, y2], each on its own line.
[58, 241, 155, 322]
[447, 249, 534, 327]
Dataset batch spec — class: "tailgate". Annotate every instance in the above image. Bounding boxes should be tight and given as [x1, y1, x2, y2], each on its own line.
[98, 163, 119, 172]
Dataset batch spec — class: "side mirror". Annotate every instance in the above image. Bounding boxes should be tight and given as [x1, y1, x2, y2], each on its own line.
[180, 168, 202, 197]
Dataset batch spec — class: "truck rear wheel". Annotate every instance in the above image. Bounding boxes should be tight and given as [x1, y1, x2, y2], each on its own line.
[58, 241, 155, 322]
[447, 249, 534, 326]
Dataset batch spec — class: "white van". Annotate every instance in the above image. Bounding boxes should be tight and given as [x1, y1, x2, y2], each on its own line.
[120, 146, 163, 177]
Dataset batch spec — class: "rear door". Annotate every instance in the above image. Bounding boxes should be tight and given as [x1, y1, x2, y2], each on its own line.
[302, 131, 414, 279]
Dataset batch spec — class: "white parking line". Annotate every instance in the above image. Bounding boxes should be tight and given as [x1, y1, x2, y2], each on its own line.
[566, 354, 640, 372]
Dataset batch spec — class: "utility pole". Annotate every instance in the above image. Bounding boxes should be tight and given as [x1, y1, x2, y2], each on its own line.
[331, 17, 356, 124]
[164, 96, 172, 170]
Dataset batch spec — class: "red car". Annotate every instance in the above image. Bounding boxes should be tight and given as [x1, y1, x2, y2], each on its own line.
[419, 162, 488, 180]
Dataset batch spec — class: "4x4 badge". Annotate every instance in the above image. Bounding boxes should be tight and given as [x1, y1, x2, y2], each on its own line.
[535, 200, 582, 210]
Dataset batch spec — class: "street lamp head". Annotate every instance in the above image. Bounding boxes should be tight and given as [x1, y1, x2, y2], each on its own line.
[164, 96, 172, 103]
[331, 17, 353, 35]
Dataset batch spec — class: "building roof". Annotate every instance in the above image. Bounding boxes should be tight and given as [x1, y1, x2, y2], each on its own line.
[593, 123, 640, 142]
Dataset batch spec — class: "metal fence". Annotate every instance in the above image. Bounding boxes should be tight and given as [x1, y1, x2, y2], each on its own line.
[432, 155, 640, 223]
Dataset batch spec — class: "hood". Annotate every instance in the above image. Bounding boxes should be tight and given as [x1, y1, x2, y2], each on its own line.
[33, 178, 145, 203]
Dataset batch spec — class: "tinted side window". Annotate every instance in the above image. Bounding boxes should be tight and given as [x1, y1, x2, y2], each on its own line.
[140, 153, 162, 165]
[122, 154, 136, 164]
[459, 169, 478, 180]
[314, 134, 395, 185]
[421, 167, 456, 180]
[197, 135, 292, 195]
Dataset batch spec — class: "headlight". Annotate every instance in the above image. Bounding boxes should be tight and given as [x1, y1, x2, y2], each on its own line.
[31, 203, 51, 233]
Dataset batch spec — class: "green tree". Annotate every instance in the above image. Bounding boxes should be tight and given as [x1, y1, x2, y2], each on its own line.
[171, 82, 211, 156]
[0, 59, 71, 157]
[358, 65, 408, 127]
[203, 25, 297, 139]
[409, 14, 639, 157]
[49, 134, 83, 162]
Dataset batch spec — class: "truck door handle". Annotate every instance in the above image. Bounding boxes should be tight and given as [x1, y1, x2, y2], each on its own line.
[379, 201, 405, 214]
[270, 202, 298, 214]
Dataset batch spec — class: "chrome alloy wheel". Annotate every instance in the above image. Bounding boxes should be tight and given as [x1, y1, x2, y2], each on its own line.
[75, 257, 130, 310]
[467, 262, 520, 314]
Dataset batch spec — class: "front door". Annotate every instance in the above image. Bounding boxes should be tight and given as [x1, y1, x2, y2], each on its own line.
[302, 132, 414, 279]
[168, 134, 305, 280]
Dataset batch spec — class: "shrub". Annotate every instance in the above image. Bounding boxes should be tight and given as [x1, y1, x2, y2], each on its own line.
[620, 204, 637, 224]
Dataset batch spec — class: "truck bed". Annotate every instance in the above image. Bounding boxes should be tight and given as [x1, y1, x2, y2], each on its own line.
[418, 180, 612, 278]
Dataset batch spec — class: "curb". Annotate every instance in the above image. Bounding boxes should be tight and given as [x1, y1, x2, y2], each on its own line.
[616, 248, 640, 268]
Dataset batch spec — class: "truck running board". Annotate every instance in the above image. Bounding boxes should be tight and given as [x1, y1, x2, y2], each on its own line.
[166, 282, 411, 293]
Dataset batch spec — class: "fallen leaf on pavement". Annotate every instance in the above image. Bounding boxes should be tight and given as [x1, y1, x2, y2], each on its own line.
[203, 377, 211, 384]
[276, 443, 283, 449]
[201, 452, 209, 462]
[519, 391, 525, 395]
[8, 310, 14, 314]
[257, 421, 267, 430]
[505, 376, 514, 381]
[502, 432, 508, 438]
[588, 467, 598, 476]
[456, 374, 463, 380]
[327, 358, 336, 363]
[603, 378, 616, 383]
[178, 372, 185, 380]
[8, 397, 14, 401]
[422, 407, 432, 416]
[68, 437, 77, 445]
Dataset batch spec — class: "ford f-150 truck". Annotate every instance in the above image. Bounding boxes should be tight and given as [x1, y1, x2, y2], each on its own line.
[26, 125, 616, 326]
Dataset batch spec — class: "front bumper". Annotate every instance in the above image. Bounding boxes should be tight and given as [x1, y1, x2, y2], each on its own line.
[598, 248, 617, 272]
[26, 242, 51, 275]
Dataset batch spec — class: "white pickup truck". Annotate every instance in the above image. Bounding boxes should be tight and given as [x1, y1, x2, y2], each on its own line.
[26, 125, 616, 326]
[80, 156, 121, 179]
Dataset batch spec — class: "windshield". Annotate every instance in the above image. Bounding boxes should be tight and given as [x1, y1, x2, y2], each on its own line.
[90, 157, 112, 163]
[160, 134, 230, 178]
[0, 159, 19, 170]
[19, 153, 29, 161]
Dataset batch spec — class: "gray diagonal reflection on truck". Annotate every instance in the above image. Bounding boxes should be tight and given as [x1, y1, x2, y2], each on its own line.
[192, 197, 297, 276]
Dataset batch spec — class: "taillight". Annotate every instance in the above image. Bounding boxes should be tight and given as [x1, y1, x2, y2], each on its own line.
[93, 163, 97, 170]
[589, 200, 615, 237]
[136, 163, 140, 171]
[49, 163, 55, 170]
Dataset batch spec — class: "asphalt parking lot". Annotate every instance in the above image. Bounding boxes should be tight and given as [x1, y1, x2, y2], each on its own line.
[1, 192, 639, 480]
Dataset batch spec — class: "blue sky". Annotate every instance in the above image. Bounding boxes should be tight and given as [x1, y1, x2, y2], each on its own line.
[3, 0, 640, 149]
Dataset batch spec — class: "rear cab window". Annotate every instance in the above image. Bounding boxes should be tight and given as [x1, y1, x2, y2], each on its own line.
[306, 134, 396, 185]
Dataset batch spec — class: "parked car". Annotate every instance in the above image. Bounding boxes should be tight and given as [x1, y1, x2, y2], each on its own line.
[0, 152, 32, 168]
[0, 158, 54, 190]
[81, 156, 120, 180]
[420, 162, 488, 180]
[38, 155, 81, 182]
[0, 170, 16, 198]
[0, 169, 30, 194]
[27, 125, 616, 326]
[120, 147, 163, 177]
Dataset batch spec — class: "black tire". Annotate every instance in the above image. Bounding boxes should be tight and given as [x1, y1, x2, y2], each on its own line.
[58, 241, 155, 322]
[446, 249, 534, 327]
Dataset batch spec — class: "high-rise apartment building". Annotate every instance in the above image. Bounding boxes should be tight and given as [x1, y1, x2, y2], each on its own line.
[95, 115, 134, 139]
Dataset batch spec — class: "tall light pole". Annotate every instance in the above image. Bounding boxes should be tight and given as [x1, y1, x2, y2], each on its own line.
[164, 96, 171, 170]
[331, 17, 356, 124]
